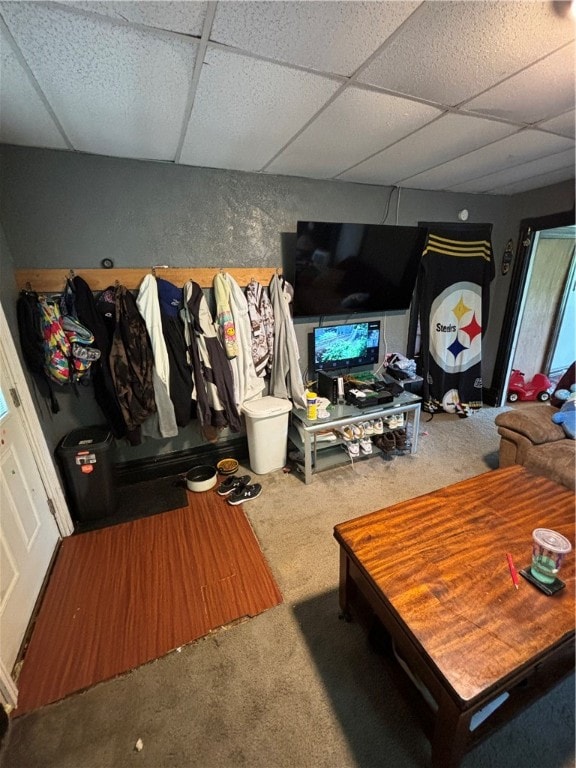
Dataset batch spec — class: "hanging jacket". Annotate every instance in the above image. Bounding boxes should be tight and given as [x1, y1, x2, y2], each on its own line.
[213, 272, 238, 359]
[222, 272, 265, 407]
[269, 274, 306, 408]
[245, 279, 274, 377]
[157, 278, 193, 428]
[109, 285, 157, 445]
[72, 275, 127, 438]
[182, 280, 241, 437]
[136, 274, 178, 438]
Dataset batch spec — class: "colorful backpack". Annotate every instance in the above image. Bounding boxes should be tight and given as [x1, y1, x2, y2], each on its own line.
[38, 296, 73, 384]
[38, 295, 100, 385]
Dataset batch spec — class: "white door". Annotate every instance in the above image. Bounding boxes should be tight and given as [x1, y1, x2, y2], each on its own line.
[0, 302, 70, 707]
[0, 363, 60, 690]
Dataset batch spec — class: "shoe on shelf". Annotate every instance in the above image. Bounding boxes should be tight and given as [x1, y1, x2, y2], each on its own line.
[394, 428, 409, 452]
[217, 474, 251, 496]
[359, 436, 373, 455]
[345, 440, 360, 459]
[372, 418, 384, 434]
[227, 483, 262, 505]
[363, 421, 374, 436]
[374, 431, 396, 456]
[351, 423, 364, 439]
[384, 414, 404, 430]
[336, 425, 354, 441]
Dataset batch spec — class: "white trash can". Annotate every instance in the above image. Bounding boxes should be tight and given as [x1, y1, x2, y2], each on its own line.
[242, 396, 293, 474]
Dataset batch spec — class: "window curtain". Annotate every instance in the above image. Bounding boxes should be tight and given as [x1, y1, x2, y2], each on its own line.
[415, 223, 495, 415]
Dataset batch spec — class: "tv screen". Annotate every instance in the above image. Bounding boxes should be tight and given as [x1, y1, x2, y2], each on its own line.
[313, 320, 380, 372]
[291, 221, 427, 317]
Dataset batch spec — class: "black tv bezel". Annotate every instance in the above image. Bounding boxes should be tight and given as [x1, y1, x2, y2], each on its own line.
[312, 319, 381, 373]
[290, 220, 427, 318]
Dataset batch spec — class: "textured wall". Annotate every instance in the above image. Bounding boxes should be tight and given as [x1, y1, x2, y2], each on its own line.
[1, 145, 569, 462]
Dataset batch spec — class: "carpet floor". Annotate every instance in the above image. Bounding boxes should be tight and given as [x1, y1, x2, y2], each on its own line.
[2, 406, 574, 768]
[14, 488, 282, 715]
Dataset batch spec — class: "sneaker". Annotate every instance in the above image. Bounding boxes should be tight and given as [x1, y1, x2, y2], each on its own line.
[359, 436, 373, 455]
[227, 483, 262, 505]
[372, 418, 384, 435]
[351, 423, 364, 439]
[374, 431, 396, 456]
[345, 440, 360, 459]
[363, 421, 374, 436]
[217, 474, 251, 496]
[394, 428, 409, 452]
[336, 425, 354, 441]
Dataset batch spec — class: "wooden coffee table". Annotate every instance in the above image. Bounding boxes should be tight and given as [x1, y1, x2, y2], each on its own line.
[334, 466, 575, 768]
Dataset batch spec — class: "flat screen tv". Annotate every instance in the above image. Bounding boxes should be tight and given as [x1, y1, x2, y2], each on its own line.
[313, 320, 380, 372]
[291, 220, 427, 317]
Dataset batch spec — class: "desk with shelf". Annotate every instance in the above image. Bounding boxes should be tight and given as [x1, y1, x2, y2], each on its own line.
[290, 391, 422, 484]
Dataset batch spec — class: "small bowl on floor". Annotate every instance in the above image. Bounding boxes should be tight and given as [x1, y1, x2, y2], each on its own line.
[186, 465, 217, 492]
[217, 458, 239, 476]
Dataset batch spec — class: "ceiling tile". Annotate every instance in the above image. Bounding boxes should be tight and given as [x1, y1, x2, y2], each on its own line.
[486, 166, 576, 196]
[1, 3, 198, 160]
[179, 48, 341, 172]
[448, 148, 576, 194]
[538, 109, 576, 140]
[358, 1, 576, 106]
[338, 113, 518, 185]
[0, 0, 574, 195]
[266, 86, 440, 179]
[57, 1, 207, 36]
[0, 25, 68, 149]
[401, 130, 575, 190]
[463, 43, 575, 124]
[210, 0, 420, 77]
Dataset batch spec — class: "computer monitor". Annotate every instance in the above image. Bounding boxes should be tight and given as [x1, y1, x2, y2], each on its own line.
[312, 320, 380, 372]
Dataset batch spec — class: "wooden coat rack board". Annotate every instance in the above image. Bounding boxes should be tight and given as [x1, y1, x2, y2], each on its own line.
[15, 267, 280, 293]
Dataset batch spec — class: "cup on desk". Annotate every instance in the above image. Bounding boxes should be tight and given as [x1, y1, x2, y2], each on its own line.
[531, 528, 572, 584]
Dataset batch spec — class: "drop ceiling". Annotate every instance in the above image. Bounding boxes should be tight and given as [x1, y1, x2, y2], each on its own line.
[1, 1, 574, 196]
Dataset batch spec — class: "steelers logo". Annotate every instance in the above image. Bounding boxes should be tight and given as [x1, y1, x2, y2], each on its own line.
[429, 281, 482, 374]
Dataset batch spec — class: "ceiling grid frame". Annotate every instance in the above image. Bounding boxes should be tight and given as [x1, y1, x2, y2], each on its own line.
[0, 0, 573, 195]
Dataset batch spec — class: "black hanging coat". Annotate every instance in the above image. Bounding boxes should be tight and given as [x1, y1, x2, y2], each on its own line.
[72, 276, 127, 438]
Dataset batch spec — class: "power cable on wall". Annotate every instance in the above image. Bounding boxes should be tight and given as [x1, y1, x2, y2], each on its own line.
[380, 186, 398, 224]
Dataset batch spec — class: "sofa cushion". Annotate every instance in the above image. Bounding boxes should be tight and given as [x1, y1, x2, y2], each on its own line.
[524, 441, 576, 492]
[495, 406, 566, 445]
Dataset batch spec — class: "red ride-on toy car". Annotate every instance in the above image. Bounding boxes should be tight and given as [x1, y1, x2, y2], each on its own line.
[507, 369, 552, 402]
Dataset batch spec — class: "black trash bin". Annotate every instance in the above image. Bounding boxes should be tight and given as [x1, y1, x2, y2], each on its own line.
[57, 425, 116, 522]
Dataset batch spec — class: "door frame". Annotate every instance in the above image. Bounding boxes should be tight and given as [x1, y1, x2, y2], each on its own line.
[0, 301, 73, 535]
[0, 300, 73, 706]
[487, 208, 576, 406]
[543, 241, 576, 375]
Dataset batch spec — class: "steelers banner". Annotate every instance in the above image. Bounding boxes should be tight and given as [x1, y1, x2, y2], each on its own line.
[417, 226, 494, 414]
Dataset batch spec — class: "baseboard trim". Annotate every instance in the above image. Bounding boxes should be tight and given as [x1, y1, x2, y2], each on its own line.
[114, 436, 249, 485]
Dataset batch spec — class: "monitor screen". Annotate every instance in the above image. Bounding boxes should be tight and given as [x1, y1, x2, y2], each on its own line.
[313, 320, 380, 372]
[291, 221, 427, 317]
